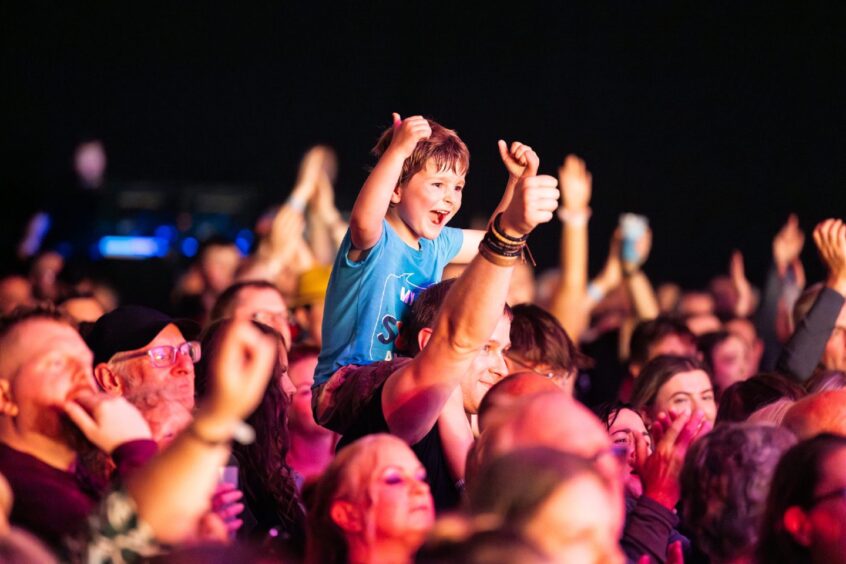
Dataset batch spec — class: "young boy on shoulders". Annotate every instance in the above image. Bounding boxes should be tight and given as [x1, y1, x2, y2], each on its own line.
[313, 112, 537, 433]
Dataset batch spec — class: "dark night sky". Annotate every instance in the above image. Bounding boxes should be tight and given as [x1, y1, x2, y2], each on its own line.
[3, 1, 846, 290]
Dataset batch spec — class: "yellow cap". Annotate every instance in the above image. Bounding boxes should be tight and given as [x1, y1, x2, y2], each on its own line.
[294, 265, 332, 307]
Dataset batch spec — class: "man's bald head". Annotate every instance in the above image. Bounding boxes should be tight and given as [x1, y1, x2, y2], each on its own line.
[782, 390, 846, 440]
[477, 372, 562, 433]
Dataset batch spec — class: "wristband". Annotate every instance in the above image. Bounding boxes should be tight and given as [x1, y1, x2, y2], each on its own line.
[186, 421, 255, 447]
[557, 207, 592, 227]
[287, 195, 307, 213]
[493, 213, 529, 242]
[587, 282, 605, 302]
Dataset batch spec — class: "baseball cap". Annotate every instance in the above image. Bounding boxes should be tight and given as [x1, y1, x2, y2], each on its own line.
[85, 305, 200, 365]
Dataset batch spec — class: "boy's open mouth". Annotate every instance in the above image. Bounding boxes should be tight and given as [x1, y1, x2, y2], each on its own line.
[431, 210, 449, 225]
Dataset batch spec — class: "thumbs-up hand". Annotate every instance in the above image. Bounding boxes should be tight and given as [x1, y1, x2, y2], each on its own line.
[499, 143, 558, 237]
[388, 113, 432, 159]
[497, 139, 537, 180]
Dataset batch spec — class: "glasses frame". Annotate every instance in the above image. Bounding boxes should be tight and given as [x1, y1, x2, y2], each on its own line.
[110, 341, 202, 368]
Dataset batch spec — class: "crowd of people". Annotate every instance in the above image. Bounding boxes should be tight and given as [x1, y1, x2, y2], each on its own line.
[0, 113, 845, 563]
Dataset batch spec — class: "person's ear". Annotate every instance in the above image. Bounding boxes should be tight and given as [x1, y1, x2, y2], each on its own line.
[330, 500, 364, 534]
[93, 363, 123, 396]
[0, 380, 18, 418]
[390, 183, 404, 206]
[417, 327, 433, 352]
[783, 506, 813, 546]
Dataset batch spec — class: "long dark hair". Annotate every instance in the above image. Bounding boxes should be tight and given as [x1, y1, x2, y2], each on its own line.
[195, 319, 305, 553]
[757, 434, 846, 563]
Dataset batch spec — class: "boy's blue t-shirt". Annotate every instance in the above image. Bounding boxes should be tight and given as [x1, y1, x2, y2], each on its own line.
[314, 220, 464, 386]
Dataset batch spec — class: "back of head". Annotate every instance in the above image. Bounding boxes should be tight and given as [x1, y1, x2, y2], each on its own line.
[629, 316, 695, 370]
[372, 118, 469, 187]
[758, 433, 846, 563]
[468, 447, 599, 526]
[716, 373, 806, 423]
[416, 524, 549, 564]
[681, 423, 797, 561]
[782, 390, 846, 440]
[475, 392, 609, 470]
[507, 303, 593, 376]
[477, 373, 561, 433]
[805, 369, 846, 394]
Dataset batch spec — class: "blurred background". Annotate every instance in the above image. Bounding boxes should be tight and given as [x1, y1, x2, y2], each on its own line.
[3, 1, 845, 305]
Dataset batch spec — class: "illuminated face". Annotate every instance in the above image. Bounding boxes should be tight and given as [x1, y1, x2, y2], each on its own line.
[4, 320, 97, 438]
[523, 474, 625, 564]
[287, 354, 326, 435]
[462, 314, 511, 414]
[653, 369, 716, 424]
[710, 334, 751, 392]
[200, 245, 241, 294]
[648, 334, 696, 361]
[360, 441, 435, 544]
[607, 408, 652, 498]
[108, 324, 196, 410]
[393, 160, 465, 242]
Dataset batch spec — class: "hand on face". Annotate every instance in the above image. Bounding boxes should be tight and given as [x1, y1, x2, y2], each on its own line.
[63, 392, 152, 453]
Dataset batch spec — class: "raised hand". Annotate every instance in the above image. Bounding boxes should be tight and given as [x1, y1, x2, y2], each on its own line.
[388, 113, 432, 158]
[64, 392, 152, 453]
[773, 214, 805, 276]
[730, 250, 754, 317]
[497, 140, 537, 179]
[499, 156, 559, 237]
[814, 218, 846, 295]
[200, 320, 278, 425]
[558, 154, 592, 211]
[637, 410, 711, 510]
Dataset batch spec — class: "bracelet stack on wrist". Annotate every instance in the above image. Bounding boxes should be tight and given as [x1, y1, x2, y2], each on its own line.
[479, 213, 529, 267]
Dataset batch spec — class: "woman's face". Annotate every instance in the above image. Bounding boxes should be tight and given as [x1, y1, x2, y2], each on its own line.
[653, 369, 717, 424]
[608, 408, 651, 498]
[523, 474, 625, 564]
[711, 335, 751, 392]
[366, 441, 435, 544]
[803, 446, 846, 564]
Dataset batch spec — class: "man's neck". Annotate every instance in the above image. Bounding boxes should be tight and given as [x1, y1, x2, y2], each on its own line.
[286, 429, 335, 480]
[0, 429, 77, 471]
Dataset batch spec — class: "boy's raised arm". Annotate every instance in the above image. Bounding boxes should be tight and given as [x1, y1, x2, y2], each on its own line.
[349, 113, 431, 251]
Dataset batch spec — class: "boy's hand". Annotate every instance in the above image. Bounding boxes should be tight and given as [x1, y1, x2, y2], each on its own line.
[558, 154, 592, 211]
[497, 140, 537, 179]
[388, 113, 431, 159]
[499, 159, 560, 237]
[814, 218, 846, 295]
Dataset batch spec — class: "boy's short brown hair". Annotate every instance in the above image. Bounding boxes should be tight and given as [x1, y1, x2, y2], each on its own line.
[372, 118, 470, 186]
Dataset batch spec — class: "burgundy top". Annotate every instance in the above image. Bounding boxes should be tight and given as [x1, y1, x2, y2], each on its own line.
[0, 440, 157, 551]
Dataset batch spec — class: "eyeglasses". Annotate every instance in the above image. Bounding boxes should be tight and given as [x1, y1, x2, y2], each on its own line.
[251, 310, 290, 328]
[111, 341, 202, 368]
[506, 355, 567, 380]
[810, 486, 846, 508]
[591, 444, 630, 465]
